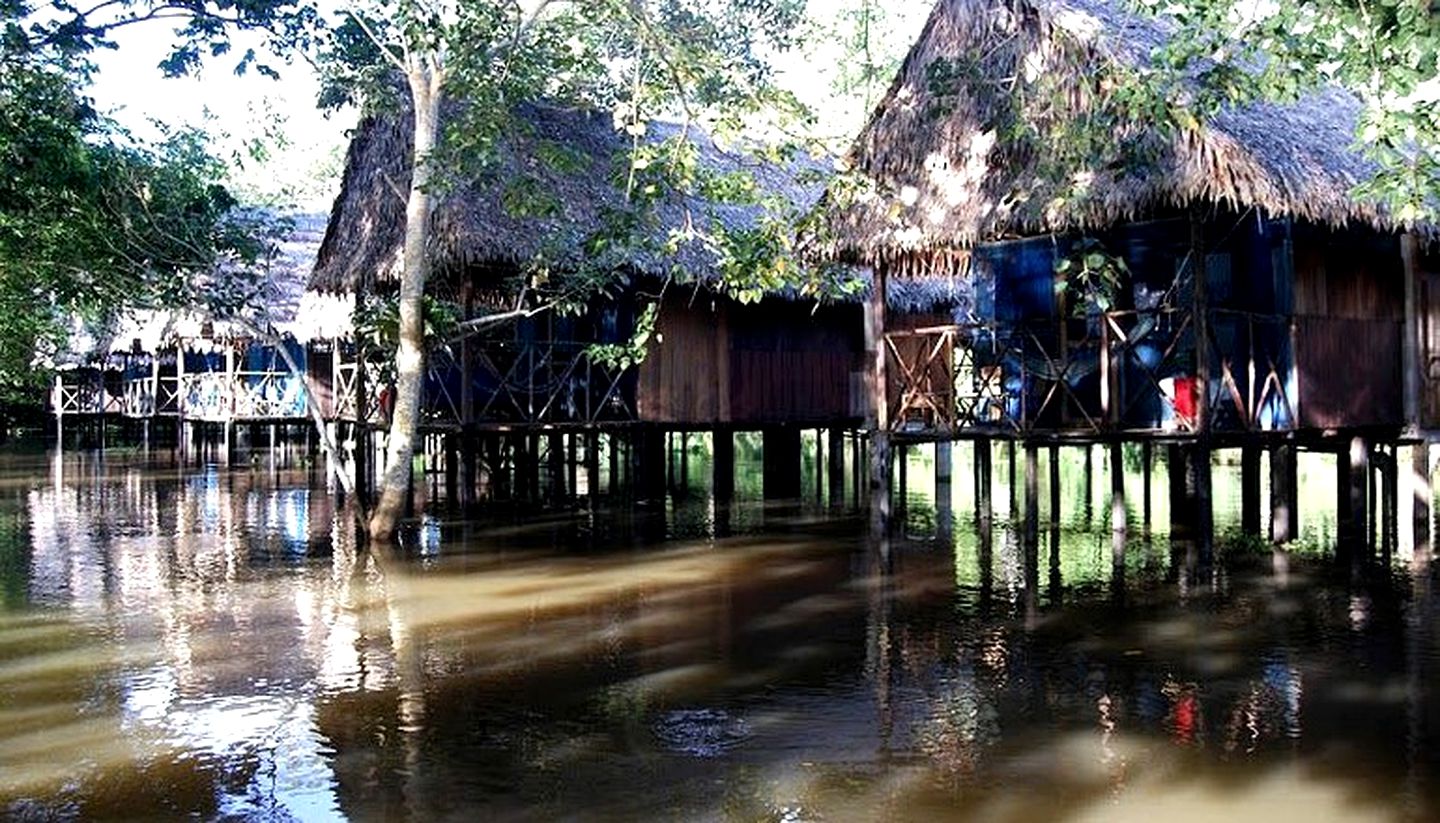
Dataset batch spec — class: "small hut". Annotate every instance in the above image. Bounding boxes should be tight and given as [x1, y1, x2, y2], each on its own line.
[818, 0, 1440, 548]
[49, 213, 348, 440]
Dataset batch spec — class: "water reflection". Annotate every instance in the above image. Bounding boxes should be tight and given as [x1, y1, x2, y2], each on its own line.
[0, 448, 1438, 820]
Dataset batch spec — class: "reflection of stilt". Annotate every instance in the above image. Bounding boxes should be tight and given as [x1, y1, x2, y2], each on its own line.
[865, 538, 894, 753]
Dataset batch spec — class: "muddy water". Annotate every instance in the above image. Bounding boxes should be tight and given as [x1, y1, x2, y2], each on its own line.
[1, 446, 1438, 821]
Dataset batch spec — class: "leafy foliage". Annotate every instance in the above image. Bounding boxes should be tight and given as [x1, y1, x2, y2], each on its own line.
[1054, 237, 1130, 316]
[1142, 0, 1439, 221]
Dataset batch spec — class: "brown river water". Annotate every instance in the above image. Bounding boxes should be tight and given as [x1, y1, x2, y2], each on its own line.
[1, 443, 1437, 821]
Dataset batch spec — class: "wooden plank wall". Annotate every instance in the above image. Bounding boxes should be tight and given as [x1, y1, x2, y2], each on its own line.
[1293, 225, 1405, 428]
[635, 294, 863, 426]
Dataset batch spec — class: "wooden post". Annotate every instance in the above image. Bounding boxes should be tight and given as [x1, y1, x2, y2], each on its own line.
[584, 431, 601, 499]
[713, 428, 735, 503]
[828, 428, 846, 508]
[896, 442, 909, 508]
[1169, 444, 1189, 537]
[1415, 442, 1432, 567]
[1082, 444, 1094, 523]
[867, 268, 891, 534]
[1006, 439, 1017, 510]
[1241, 445, 1262, 535]
[975, 438, 993, 527]
[1048, 444, 1061, 579]
[444, 433, 459, 505]
[1339, 437, 1369, 572]
[636, 428, 666, 503]
[1190, 444, 1213, 566]
[1271, 443, 1298, 544]
[548, 431, 565, 501]
[1192, 212, 1210, 437]
[607, 432, 620, 494]
[1384, 445, 1398, 567]
[1023, 442, 1039, 585]
[936, 440, 954, 538]
[1110, 441, 1127, 570]
[568, 433, 580, 499]
[1403, 234, 1422, 428]
[1141, 441, 1153, 533]
[936, 439, 953, 484]
[763, 426, 802, 500]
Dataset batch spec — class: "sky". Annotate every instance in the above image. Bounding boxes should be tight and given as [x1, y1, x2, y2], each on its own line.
[81, 2, 934, 214]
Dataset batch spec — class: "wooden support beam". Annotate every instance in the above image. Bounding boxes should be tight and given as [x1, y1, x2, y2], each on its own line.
[548, 431, 565, 501]
[1270, 443, 1298, 544]
[1383, 445, 1398, 567]
[975, 438, 993, 529]
[1339, 437, 1369, 572]
[1111, 442, 1127, 571]
[1403, 233, 1423, 429]
[584, 431, 600, 499]
[1024, 442, 1039, 586]
[1190, 444, 1214, 566]
[827, 428, 846, 508]
[1241, 445, 1262, 535]
[1048, 444, 1061, 579]
[713, 428, 735, 503]
[763, 426, 803, 500]
[1415, 442, 1432, 568]
[1141, 441, 1153, 534]
[1082, 445, 1094, 523]
[867, 268, 891, 535]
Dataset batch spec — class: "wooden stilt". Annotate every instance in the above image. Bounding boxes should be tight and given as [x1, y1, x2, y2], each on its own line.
[1023, 442, 1039, 586]
[1241, 445, 1262, 535]
[1271, 443, 1298, 544]
[584, 431, 600, 499]
[1415, 442, 1432, 567]
[1006, 439, 1017, 509]
[1111, 442, 1127, 572]
[548, 431, 565, 501]
[763, 426, 802, 500]
[568, 433, 579, 500]
[975, 439, 993, 527]
[1190, 444, 1213, 567]
[866, 264, 891, 536]
[1048, 444, 1061, 580]
[828, 428, 846, 508]
[1141, 441, 1153, 533]
[1339, 437, 1369, 572]
[1382, 446, 1393, 569]
[1082, 444, 1094, 523]
[713, 428, 734, 502]
[679, 431, 690, 495]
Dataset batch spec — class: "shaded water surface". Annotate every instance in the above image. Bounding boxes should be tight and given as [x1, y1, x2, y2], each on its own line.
[2, 448, 1439, 821]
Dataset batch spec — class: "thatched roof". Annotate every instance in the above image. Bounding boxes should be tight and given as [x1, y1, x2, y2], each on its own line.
[820, 0, 1426, 274]
[310, 103, 826, 295]
[48, 213, 349, 368]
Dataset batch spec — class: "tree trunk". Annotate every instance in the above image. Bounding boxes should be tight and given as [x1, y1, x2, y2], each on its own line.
[369, 64, 442, 544]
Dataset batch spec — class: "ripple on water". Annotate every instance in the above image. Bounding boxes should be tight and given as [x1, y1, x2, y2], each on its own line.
[652, 708, 751, 758]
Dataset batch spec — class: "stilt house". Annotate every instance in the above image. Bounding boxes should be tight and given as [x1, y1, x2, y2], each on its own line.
[819, 0, 1439, 448]
[49, 213, 348, 430]
[309, 104, 874, 437]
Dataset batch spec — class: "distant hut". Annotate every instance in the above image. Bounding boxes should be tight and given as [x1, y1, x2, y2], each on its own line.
[49, 213, 348, 439]
[312, 103, 893, 499]
[818, 0, 1440, 545]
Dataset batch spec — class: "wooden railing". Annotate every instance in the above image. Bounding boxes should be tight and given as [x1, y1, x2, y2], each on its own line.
[885, 309, 1298, 436]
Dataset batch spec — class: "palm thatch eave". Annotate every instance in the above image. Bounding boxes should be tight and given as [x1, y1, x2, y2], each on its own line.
[815, 0, 1435, 275]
